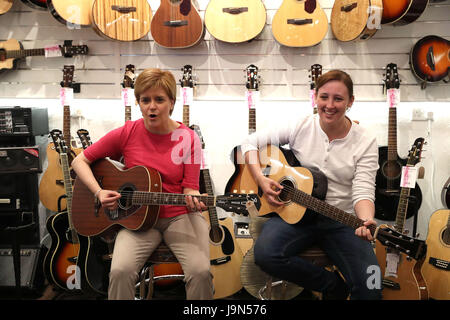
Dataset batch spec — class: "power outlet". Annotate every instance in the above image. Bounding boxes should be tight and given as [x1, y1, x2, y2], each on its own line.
[412, 108, 427, 121]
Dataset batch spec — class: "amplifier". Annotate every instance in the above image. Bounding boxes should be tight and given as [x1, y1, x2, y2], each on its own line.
[0, 106, 48, 137]
[0, 146, 41, 173]
[0, 247, 43, 289]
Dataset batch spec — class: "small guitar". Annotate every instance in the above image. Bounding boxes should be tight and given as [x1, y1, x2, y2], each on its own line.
[20, 0, 47, 10]
[192, 125, 244, 299]
[43, 129, 81, 292]
[272, 0, 328, 47]
[121, 64, 136, 122]
[39, 65, 83, 213]
[331, 0, 383, 42]
[381, 0, 428, 25]
[421, 209, 450, 300]
[0, 39, 88, 71]
[410, 35, 450, 89]
[375, 63, 422, 221]
[71, 158, 257, 237]
[308, 64, 322, 114]
[0, 0, 13, 15]
[204, 0, 267, 43]
[91, 0, 152, 41]
[150, 0, 204, 49]
[47, 0, 94, 28]
[375, 137, 429, 300]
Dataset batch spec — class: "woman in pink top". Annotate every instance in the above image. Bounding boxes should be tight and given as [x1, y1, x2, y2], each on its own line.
[72, 68, 213, 300]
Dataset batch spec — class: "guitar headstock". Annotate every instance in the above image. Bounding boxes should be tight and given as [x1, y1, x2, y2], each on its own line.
[406, 137, 425, 167]
[216, 193, 261, 216]
[61, 65, 75, 88]
[383, 63, 400, 91]
[309, 64, 322, 90]
[49, 129, 68, 155]
[60, 40, 89, 57]
[180, 65, 194, 88]
[245, 64, 260, 91]
[76, 129, 92, 149]
[377, 225, 427, 260]
[190, 124, 205, 150]
[122, 64, 136, 89]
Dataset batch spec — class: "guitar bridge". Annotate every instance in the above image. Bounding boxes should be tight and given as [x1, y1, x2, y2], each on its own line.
[211, 256, 231, 266]
[429, 257, 450, 270]
[223, 7, 248, 14]
[164, 20, 188, 27]
[382, 278, 401, 290]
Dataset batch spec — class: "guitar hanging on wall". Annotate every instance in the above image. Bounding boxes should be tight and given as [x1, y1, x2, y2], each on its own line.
[380, 0, 428, 25]
[150, 0, 204, 49]
[20, 0, 47, 10]
[308, 64, 322, 114]
[121, 64, 136, 122]
[47, 0, 95, 28]
[375, 63, 422, 221]
[0, 0, 13, 15]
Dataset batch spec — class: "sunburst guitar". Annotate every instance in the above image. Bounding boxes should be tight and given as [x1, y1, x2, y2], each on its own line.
[150, 0, 204, 48]
[381, 0, 428, 25]
[204, 0, 267, 43]
[331, 0, 383, 42]
[272, 0, 328, 47]
[47, 0, 94, 28]
[421, 209, 450, 300]
[91, 0, 152, 41]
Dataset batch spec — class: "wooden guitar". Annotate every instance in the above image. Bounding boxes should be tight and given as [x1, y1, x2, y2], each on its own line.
[47, 0, 94, 28]
[331, 0, 383, 42]
[375, 138, 429, 300]
[91, 0, 152, 41]
[43, 129, 81, 292]
[204, 0, 267, 43]
[308, 64, 322, 114]
[192, 125, 244, 299]
[375, 63, 422, 221]
[121, 64, 136, 122]
[71, 158, 257, 237]
[39, 65, 83, 213]
[410, 35, 449, 88]
[421, 209, 449, 300]
[150, 0, 204, 49]
[0, 39, 88, 71]
[381, 0, 429, 25]
[20, 0, 47, 10]
[0, 0, 13, 15]
[272, 0, 328, 47]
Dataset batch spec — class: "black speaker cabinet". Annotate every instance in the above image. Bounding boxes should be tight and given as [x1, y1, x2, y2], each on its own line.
[0, 173, 39, 213]
[0, 146, 41, 173]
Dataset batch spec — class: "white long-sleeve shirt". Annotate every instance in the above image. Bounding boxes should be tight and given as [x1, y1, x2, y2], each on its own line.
[240, 114, 379, 215]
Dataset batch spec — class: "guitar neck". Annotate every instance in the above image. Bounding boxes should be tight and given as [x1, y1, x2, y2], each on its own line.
[6, 48, 45, 59]
[63, 105, 72, 147]
[387, 106, 398, 161]
[132, 191, 217, 207]
[60, 152, 79, 244]
[183, 104, 190, 127]
[125, 105, 131, 122]
[249, 108, 256, 134]
[201, 168, 220, 228]
[394, 186, 411, 233]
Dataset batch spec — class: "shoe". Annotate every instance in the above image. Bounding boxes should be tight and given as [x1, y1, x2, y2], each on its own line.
[322, 270, 349, 300]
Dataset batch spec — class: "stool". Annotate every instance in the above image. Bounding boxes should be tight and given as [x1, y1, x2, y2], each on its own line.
[136, 242, 184, 300]
[258, 245, 335, 300]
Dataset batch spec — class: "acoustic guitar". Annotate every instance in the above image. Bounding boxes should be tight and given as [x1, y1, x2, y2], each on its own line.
[0, 39, 88, 71]
[0, 0, 13, 15]
[381, 0, 429, 25]
[71, 158, 256, 237]
[331, 0, 383, 42]
[410, 35, 449, 88]
[20, 0, 47, 10]
[308, 64, 322, 114]
[121, 64, 136, 122]
[39, 65, 83, 213]
[91, 0, 152, 41]
[150, 0, 204, 49]
[421, 209, 449, 300]
[204, 0, 267, 43]
[375, 138, 429, 300]
[272, 0, 328, 47]
[375, 63, 422, 221]
[43, 129, 81, 292]
[47, 0, 94, 28]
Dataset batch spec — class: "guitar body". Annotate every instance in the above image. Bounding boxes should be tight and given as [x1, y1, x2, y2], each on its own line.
[0, 39, 23, 71]
[225, 146, 259, 196]
[410, 35, 450, 83]
[39, 143, 82, 213]
[150, 0, 204, 48]
[331, 0, 382, 42]
[201, 211, 244, 299]
[375, 146, 423, 221]
[204, 0, 267, 43]
[92, 0, 152, 41]
[272, 0, 328, 47]
[47, 0, 94, 27]
[71, 158, 160, 237]
[20, 0, 47, 10]
[381, 0, 428, 25]
[421, 209, 450, 300]
[375, 241, 428, 300]
[43, 211, 81, 291]
[0, 0, 13, 15]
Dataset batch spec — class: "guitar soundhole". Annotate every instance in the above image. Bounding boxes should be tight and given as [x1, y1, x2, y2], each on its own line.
[279, 178, 295, 203]
[0, 49, 5, 61]
[118, 184, 135, 210]
[381, 160, 402, 180]
[442, 227, 450, 246]
[210, 225, 224, 245]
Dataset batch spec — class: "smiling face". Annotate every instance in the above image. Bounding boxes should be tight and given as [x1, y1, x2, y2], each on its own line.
[139, 86, 175, 134]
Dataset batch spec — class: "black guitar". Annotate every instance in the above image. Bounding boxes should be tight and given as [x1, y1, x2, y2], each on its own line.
[375, 63, 422, 221]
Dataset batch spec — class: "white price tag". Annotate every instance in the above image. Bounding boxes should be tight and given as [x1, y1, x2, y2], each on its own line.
[367, 5, 382, 30]
[387, 88, 400, 108]
[122, 88, 134, 107]
[385, 252, 400, 278]
[246, 90, 260, 109]
[60, 87, 74, 107]
[400, 166, 418, 188]
[44, 45, 62, 58]
[180, 87, 194, 106]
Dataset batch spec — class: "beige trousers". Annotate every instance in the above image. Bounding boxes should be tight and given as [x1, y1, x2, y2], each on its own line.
[108, 211, 214, 300]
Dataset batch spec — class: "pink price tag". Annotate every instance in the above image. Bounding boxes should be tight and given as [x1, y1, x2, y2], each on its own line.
[60, 87, 74, 106]
[44, 45, 62, 58]
[400, 166, 418, 188]
[387, 88, 400, 108]
[200, 150, 208, 170]
[246, 90, 259, 109]
[122, 88, 134, 107]
[310, 89, 316, 109]
[180, 87, 193, 105]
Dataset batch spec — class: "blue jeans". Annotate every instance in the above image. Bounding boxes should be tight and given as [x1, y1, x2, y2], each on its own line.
[254, 214, 382, 300]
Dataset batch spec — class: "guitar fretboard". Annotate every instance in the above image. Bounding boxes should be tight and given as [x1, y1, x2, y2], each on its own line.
[125, 106, 131, 122]
[131, 191, 217, 207]
[201, 168, 219, 228]
[183, 104, 190, 127]
[387, 107, 398, 162]
[249, 108, 256, 134]
[6, 48, 45, 59]
[60, 152, 79, 244]
[394, 186, 411, 233]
